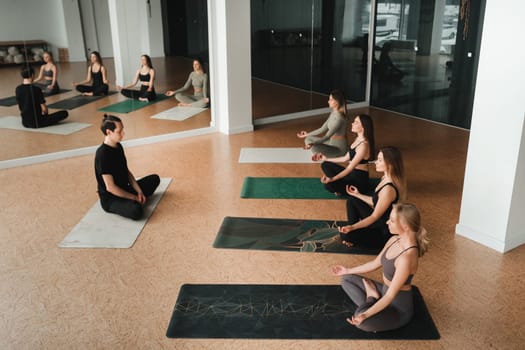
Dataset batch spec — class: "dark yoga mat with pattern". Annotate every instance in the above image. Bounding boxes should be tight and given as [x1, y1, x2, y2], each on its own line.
[166, 284, 440, 339]
[0, 89, 71, 107]
[47, 91, 117, 110]
[213, 216, 380, 255]
[98, 93, 170, 113]
[240, 177, 380, 199]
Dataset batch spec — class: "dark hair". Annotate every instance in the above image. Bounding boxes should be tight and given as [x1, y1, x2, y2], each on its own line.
[141, 54, 153, 69]
[193, 58, 206, 73]
[100, 114, 122, 135]
[330, 89, 347, 117]
[356, 114, 375, 158]
[380, 146, 406, 200]
[90, 51, 103, 66]
[20, 66, 35, 79]
[43, 51, 54, 63]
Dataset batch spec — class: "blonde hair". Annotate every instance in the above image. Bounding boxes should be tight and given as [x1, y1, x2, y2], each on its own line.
[393, 203, 429, 256]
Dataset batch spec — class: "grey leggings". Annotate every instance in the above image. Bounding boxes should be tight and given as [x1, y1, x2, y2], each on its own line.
[304, 136, 347, 158]
[175, 92, 208, 108]
[341, 274, 414, 332]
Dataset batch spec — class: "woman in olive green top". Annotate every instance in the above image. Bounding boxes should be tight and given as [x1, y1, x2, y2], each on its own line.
[297, 90, 348, 157]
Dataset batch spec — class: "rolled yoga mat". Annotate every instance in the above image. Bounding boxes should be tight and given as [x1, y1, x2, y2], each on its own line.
[98, 94, 170, 113]
[166, 284, 440, 340]
[213, 216, 380, 255]
[48, 91, 117, 110]
[240, 177, 380, 199]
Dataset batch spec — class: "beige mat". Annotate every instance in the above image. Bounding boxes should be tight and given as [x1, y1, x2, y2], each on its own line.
[59, 178, 171, 248]
[239, 147, 314, 163]
[151, 106, 207, 121]
[0, 116, 91, 135]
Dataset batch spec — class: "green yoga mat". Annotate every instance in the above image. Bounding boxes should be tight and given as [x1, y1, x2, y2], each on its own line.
[213, 216, 379, 255]
[98, 94, 170, 113]
[240, 177, 380, 199]
[0, 89, 71, 107]
[47, 91, 117, 110]
[166, 284, 440, 340]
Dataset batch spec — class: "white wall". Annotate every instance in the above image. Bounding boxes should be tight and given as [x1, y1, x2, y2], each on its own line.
[62, 0, 87, 62]
[0, 0, 68, 59]
[456, 0, 525, 252]
[93, 0, 114, 57]
[108, 0, 163, 85]
[208, 0, 253, 134]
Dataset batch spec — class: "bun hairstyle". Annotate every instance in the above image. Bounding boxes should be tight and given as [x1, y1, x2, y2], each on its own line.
[393, 202, 429, 257]
[100, 114, 122, 135]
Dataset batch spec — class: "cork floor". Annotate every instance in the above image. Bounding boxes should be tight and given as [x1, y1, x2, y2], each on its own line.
[1, 107, 525, 349]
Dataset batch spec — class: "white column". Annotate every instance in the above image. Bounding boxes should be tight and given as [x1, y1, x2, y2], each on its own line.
[61, 0, 86, 62]
[456, 1, 525, 253]
[108, 0, 163, 86]
[208, 0, 254, 133]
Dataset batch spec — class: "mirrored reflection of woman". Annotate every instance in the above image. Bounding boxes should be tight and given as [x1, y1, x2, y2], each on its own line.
[72, 51, 109, 96]
[33, 51, 60, 96]
[166, 58, 209, 108]
[117, 54, 156, 102]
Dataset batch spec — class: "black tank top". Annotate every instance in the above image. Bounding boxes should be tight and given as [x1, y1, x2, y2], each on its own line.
[139, 72, 150, 82]
[348, 140, 369, 164]
[91, 66, 103, 86]
[373, 182, 399, 224]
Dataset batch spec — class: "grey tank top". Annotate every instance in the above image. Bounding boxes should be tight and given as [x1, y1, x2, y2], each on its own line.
[381, 238, 417, 285]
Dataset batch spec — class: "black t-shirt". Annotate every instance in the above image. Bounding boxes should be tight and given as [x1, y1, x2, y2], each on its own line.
[15, 84, 45, 128]
[94, 143, 131, 196]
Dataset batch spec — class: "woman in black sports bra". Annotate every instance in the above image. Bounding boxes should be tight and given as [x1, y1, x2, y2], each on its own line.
[338, 146, 406, 249]
[33, 51, 60, 95]
[117, 54, 157, 102]
[331, 203, 429, 332]
[72, 51, 109, 96]
[312, 114, 375, 195]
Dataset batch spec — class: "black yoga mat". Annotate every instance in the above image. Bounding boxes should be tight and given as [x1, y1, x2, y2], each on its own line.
[0, 89, 71, 107]
[213, 216, 379, 255]
[47, 91, 117, 110]
[166, 284, 440, 340]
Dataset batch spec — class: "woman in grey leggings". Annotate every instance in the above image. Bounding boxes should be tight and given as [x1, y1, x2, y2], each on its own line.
[331, 203, 429, 332]
[297, 90, 348, 158]
[165, 58, 209, 108]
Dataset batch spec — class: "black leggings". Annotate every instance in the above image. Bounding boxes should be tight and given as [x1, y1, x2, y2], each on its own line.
[342, 196, 391, 249]
[341, 274, 414, 332]
[99, 174, 160, 220]
[76, 83, 109, 96]
[23, 110, 69, 128]
[321, 161, 370, 194]
[121, 85, 156, 101]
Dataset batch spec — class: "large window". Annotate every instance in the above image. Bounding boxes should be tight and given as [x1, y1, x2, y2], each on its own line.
[370, 0, 485, 128]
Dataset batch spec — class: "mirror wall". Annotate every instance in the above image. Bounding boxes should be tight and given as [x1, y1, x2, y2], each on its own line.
[0, 0, 210, 161]
[251, 0, 371, 120]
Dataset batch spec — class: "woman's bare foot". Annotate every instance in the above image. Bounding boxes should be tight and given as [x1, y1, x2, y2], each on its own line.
[362, 278, 380, 299]
[341, 240, 353, 247]
[82, 92, 93, 96]
[138, 97, 148, 102]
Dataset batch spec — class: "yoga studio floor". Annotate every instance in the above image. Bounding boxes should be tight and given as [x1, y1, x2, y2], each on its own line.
[2, 112, 525, 347]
